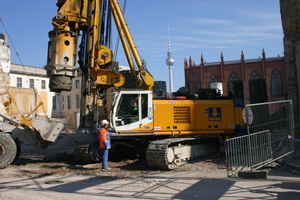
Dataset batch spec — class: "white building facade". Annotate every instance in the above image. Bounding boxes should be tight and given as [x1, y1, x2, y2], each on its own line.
[4, 63, 81, 130]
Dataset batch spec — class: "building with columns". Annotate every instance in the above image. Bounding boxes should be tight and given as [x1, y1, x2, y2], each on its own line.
[184, 49, 286, 105]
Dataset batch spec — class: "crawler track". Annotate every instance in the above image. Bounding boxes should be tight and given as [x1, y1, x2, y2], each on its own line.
[146, 138, 216, 170]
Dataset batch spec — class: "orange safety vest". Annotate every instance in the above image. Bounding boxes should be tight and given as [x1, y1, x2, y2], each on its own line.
[99, 127, 108, 148]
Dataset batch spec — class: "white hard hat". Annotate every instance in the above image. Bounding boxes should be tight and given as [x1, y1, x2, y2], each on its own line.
[101, 119, 109, 125]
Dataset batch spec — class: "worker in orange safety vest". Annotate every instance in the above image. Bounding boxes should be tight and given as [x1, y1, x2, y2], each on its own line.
[99, 119, 112, 170]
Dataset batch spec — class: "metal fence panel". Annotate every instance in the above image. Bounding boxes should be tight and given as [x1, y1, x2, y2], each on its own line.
[225, 100, 295, 177]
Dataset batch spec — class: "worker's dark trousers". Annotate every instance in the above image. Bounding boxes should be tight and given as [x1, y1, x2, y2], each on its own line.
[102, 148, 109, 169]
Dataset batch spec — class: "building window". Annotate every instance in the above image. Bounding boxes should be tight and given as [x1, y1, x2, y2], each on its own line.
[229, 72, 239, 81]
[208, 74, 218, 88]
[67, 96, 71, 109]
[61, 96, 64, 109]
[209, 74, 218, 83]
[195, 76, 201, 93]
[76, 95, 80, 108]
[17, 77, 22, 88]
[29, 79, 34, 88]
[52, 96, 57, 110]
[75, 79, 80, 89]
[250, 71, 260, 80]
[41, 80, 46, 89]
[271, 70, 283, 97]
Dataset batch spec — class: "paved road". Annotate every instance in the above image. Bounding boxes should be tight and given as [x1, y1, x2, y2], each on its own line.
[1, 166, 300, 200]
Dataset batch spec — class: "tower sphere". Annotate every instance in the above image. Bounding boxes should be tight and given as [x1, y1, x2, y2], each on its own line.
[166, 52, 174, 66]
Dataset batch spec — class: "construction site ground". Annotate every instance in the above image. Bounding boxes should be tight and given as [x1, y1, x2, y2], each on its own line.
[1, 132, 300, 199]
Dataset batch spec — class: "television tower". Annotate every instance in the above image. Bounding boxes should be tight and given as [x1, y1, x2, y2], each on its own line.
[165, 25, 175, 92]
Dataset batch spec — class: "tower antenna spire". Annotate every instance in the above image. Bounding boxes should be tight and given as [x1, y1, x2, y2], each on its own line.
[166, 24, 175, 93]
[167, 24, 171, 52]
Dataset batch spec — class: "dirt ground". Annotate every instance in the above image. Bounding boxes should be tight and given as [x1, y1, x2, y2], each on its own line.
[2, 133, 300, 200]
[1, 132, 227, 179]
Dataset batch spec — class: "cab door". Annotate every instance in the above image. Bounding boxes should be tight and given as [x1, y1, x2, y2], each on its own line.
[112, 90, 153, 132]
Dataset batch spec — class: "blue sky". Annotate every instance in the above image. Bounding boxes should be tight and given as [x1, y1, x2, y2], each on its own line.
[0, 0, 283, 92]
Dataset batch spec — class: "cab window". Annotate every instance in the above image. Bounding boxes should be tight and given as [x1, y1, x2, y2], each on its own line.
[115, 93, 148, 126]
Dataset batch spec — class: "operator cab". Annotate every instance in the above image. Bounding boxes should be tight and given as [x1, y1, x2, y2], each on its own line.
[111, 90, 153, 132]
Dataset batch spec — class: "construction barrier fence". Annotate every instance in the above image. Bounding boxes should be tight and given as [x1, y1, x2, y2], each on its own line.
[225, 100, 295, 177]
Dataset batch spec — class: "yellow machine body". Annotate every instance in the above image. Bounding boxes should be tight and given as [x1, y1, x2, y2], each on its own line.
[112, 91, 245, 137]
[153, 99, 243, 136]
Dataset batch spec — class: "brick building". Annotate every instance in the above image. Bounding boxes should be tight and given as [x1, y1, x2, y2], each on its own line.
[184, 49, 286, 104]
